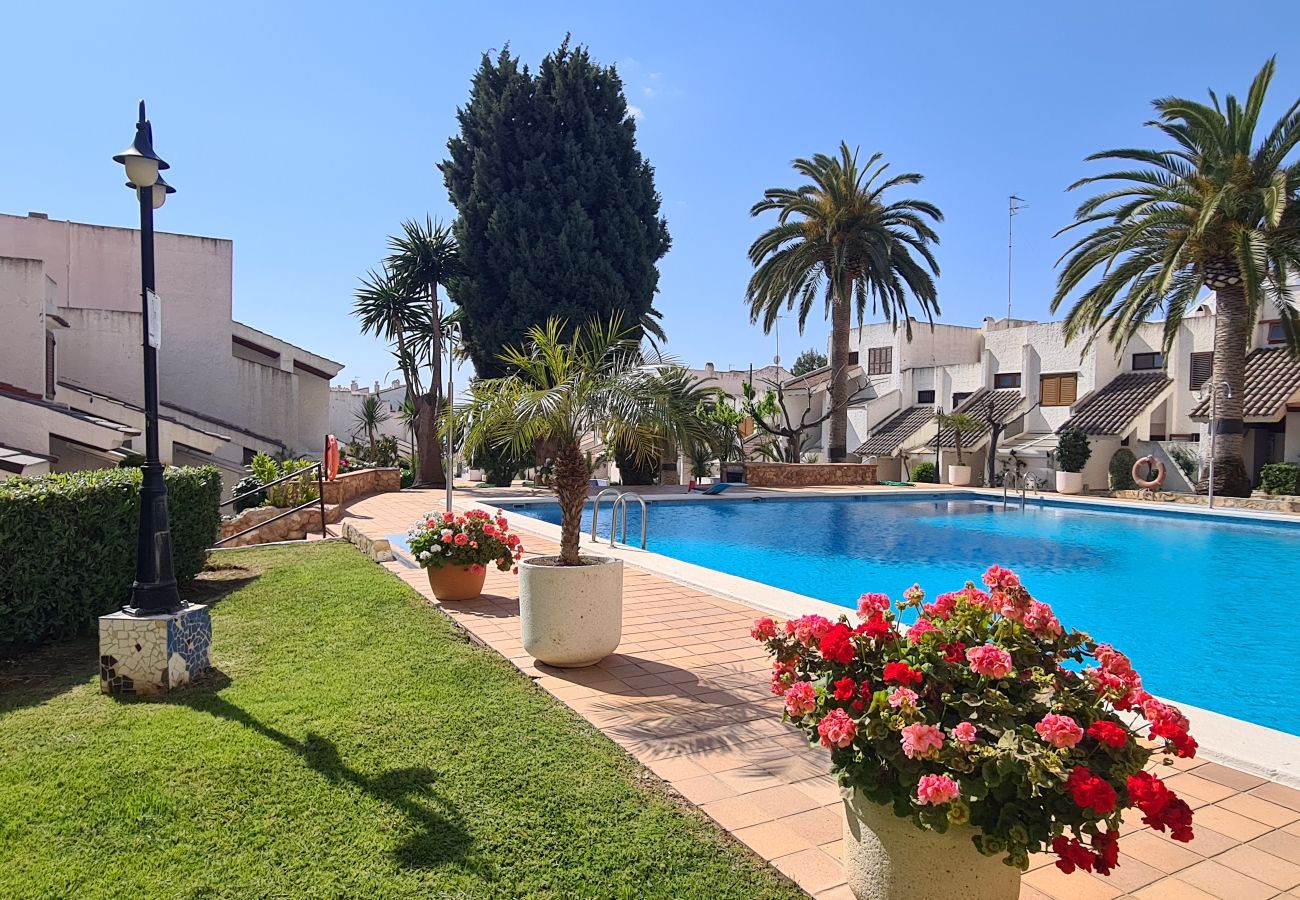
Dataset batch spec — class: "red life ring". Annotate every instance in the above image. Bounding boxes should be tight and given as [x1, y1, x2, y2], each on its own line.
[324, 434, 340, 482]
[1131, 455, 1165, 491]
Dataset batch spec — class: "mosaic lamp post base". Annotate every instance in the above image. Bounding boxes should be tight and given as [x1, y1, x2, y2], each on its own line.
[99, 604, 211, 696]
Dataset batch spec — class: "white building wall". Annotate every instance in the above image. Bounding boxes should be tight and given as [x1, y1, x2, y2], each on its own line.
[0, 256, 48, 397]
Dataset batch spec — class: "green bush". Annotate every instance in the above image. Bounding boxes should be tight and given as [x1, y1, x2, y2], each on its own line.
[249, 452, 319, 508]
[1168, 445, 1201, 481]
[0, 465, 221, 646]
[1055, 428, 1092, 474]
[911, 461, 938, 483]
[1259, 462, 1300, 496]
[231, 474, 265, 512]
[1109, 448, 1137, 490]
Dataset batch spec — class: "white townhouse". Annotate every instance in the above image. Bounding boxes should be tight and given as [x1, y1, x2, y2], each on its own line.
[786, 297, 1300, 492]
[0, 211, 343, 490]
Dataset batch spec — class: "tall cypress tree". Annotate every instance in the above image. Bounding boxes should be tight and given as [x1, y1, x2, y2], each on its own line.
[441, 38, 671, 377]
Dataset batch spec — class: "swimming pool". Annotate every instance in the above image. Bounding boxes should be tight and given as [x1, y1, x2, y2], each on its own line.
[512, 493, 1300, 736]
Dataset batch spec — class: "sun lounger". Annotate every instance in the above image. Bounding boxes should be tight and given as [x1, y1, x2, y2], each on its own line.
[691, 482, 748, 495]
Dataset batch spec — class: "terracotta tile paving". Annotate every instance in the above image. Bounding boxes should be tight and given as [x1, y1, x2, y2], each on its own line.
[340, 489, 1300, 899]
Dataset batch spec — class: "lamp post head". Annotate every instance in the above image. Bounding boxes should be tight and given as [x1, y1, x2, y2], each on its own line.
[113, 100, 169, 189]
[127, 171, 176, 210]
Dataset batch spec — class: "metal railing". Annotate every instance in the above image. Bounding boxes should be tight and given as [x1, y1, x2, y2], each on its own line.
[215, 460, 328, 546]
[610, 492, 648, 549]
[590, 488, 623, 542]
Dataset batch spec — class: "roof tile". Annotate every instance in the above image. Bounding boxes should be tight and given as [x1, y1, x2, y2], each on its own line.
[1060, 371, 1171, 436]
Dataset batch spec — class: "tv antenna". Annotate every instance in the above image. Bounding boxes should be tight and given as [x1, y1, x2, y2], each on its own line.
[1008, 194, 1027, 320]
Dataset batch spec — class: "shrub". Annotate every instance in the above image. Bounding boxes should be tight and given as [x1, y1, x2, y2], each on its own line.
[1259, 462, 1300, 496]
[399, 464, 415, 490]
[0, 466, 221, 646]
[752, 565, 1198, 875]
[1108, 449, 1137, 490]
[249, 452, 320, 508]
[1168, 445, 1201, 481]
[232, 474, 265, 512]
[910, 461, 938, 483]
[1055, 428, 1092, 474]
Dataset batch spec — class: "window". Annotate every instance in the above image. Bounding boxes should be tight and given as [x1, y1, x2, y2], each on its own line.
[1267, 322, 1286, 344]
[1189, 352, 1214, 392]
[44, 331, 56, 399]
[1132, 352, 1164, 371]
[866, 347, 891, 375]
[952, 391, 972, 408]
[993, 372, 1021, 389]
[848, 351, 860, 365]
[917, 389, 935, 405]
[1040, 373, 1079, 407]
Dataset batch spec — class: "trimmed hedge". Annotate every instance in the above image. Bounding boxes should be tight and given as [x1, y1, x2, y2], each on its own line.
[911, 461, 938, 483]
[0, 466, 221, 646]
[1260, 462, 1300, 496]
[1108, 448, 1137, 491]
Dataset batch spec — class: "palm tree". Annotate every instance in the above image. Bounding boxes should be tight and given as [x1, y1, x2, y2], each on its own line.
[385, 216, 460, 488]
[459, 316, 711, 565]
[1052, 59, 1300, 497]
[354, 394, 390, 461]
[747, 143, 943, 462]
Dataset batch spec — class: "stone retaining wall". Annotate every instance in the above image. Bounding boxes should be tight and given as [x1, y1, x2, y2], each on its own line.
[743, 462, 879, 488]
[1110, 489, 1300, 514]
[218, 503, 342, 547]
[321, 467, 401, 506]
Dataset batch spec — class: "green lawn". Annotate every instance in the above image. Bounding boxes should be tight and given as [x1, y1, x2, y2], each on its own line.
[0, 542, 803, 900]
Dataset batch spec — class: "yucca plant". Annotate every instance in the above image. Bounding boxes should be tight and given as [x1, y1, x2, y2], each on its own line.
[1052, 59, 1300, 496]
[354, 394, 389, 461]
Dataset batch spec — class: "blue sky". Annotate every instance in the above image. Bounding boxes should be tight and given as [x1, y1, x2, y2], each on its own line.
[4, 1, 1299, 388]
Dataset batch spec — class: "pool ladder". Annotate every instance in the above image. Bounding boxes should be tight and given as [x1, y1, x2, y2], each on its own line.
[590, 489, 648, 549]
[1002, 475, 1028, 512]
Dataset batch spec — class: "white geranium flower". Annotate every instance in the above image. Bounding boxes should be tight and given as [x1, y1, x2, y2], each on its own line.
[418, 551, 430, 561]
[431, 543, 442, 552]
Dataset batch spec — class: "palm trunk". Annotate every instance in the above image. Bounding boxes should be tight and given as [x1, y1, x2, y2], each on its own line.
[554, 442, 588, 565]
[829, 275, 853, 462]
[415, 395, 447, 487]
[1201, 279, 1251, 497]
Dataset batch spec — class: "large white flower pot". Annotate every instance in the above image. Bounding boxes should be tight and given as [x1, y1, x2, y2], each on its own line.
[842, 790, 1019, 900]
[520, 555, 623, 667]
[947, 464, 972, 486]
[1056, 471, 1084, 495]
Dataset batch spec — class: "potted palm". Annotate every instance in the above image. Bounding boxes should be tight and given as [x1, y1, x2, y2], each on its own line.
[1055, 428, 1091, 495]
[935, 411, 980, 486]
[461, 317, 709, 667]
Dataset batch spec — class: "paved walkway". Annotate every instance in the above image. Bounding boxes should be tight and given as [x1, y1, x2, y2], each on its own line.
[341, 489, 1300, 900]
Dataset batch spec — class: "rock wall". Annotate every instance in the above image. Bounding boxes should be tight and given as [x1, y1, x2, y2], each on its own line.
[743, 463, 879, 488]
[218, 503, 342, 547]
[321, 467, 401, 505]
[1109, 490, 1300, 514]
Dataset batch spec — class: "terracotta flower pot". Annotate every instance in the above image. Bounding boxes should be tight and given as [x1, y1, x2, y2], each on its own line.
[425, 564, 487, 602]
[842, 789, 1019, 900]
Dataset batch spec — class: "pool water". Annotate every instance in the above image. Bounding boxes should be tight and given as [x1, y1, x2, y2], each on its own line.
[512, 494, 1300, 736]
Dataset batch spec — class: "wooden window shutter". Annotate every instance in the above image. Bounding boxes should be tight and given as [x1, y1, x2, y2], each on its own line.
[1041, 375, 1059, 407]
[45, 331, 56, 399]
[1060, 374, 1078, 406]
[1189, 352, 1213, 391]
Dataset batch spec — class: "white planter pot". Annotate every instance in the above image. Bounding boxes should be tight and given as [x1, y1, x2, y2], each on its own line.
[520, 556, 623, 667]
[842, 790, 1019, 900]
[1056, 471, 1084, 495]
[947, 464, 972, 486]
[466, 468, 484, 482]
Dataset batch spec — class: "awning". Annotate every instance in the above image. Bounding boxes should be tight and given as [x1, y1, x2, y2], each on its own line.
[1189, 348, 1300, 422]
[855, 406, 934, 457]
[1060, 371, 1172, 437]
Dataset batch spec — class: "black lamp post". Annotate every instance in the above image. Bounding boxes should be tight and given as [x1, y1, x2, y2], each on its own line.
[114, 101, 181, 616]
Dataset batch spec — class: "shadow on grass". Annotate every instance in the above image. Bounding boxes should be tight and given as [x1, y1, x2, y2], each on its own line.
[171, 671, 479, 873]
[0, 566, 261, 714]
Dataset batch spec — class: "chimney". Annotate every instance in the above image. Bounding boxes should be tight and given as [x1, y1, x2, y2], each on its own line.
[350, 378, 359, 390]
[373, 380, 381, 393]
[705, 362, 715, 374]
[28, 212, 48, 219]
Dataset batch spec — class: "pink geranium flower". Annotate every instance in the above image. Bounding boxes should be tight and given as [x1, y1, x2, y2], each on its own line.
[783, 681, 817, 716]
[1035, 713, 1084, 749]
[856, 593, 891, 620]
[916, 773, 960, 805]
[966, 643, 1014, 679]
[887, 687, 918, 709]
[817, 708, 858, 748]
[750, 617, 778, 641]
[900, 723, 945, 759]
[951, 722, 978, 744]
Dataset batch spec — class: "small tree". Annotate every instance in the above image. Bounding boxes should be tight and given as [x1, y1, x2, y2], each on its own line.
[742, 368, 868, 463]
[791, 348, 828, 377]
[934, 411, 981, 466]
[460, 317, 709, 565]
[354, 394, 390, 461]
[1055, 428, 1092, 474]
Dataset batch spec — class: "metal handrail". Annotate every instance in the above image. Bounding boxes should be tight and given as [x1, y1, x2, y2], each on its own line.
[590, 488, 623, 542]
[216, 457, 329, 545]
[610, 491, 648, 549]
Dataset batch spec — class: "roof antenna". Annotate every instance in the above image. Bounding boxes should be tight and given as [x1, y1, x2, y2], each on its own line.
[1008, 195, 1027, 320]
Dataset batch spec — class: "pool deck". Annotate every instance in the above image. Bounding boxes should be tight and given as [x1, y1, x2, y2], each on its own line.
[340, 487, 1300, 900]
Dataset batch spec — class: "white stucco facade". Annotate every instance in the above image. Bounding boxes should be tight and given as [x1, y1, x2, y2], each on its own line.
[0, 211, 342, 487]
